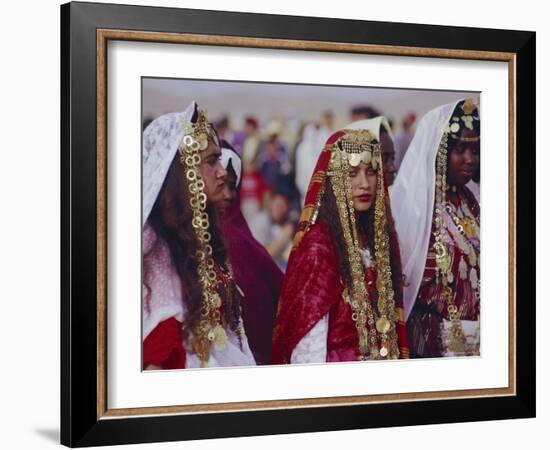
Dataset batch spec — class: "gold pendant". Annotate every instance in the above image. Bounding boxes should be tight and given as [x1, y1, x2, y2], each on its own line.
[379, 346, 389, 358]
[211, 293, 222, 309]
[462, 220, 474, 237]
[447, 272, 454, 284]
[375, 317, 391, 334]
[207, 329, 216, 342]
[448, 336, 465, 354]
[213, 325, 228, 351]
[468, 250, 477, 267]
[349, 153, 361, 167]
[434, 242, 451, 273]
[361, 150, 372, 165]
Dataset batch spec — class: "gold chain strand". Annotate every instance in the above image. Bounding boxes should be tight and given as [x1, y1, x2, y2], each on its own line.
[434, 132, 452, 285]
[335, 172, 367, 355]
[178, 111, 229, 366]
[331, 156, 375, 359]
[372, 153, 399, 359]
[344, 171, 378, 356]
[433, 127, 470, 354]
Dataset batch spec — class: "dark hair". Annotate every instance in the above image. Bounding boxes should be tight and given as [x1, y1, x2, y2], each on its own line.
[317, 177, 404, 304]
[148, 151, 241, 339]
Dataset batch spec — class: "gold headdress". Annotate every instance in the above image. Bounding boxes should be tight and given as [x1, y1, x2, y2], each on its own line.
[178, 109, 228, 365]
[304, 128, 399, 360]
[331, 129, 381, 170]
[445, 98, 480, 142]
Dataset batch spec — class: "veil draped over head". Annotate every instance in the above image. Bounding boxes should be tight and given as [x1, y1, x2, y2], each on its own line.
[390, 99, 476, 320]
[142, 102, 255, 367]
[142, 101, 197, 226]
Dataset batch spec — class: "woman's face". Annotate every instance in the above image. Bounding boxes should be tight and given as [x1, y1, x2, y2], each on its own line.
[349, 162, 378, 212]
[219, 167, 238, 214]
[446, 128, 480, 186]
[200, 139, 227, 204]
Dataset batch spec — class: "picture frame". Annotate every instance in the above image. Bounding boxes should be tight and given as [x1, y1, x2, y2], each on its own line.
[60, 1, 535, 447]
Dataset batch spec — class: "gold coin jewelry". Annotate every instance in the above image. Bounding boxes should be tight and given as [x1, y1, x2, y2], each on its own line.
[331, 159, 375, 358]
[444, 287, 466, 354]
[177, 109, 238, 366]
[372, 154, 399, 359]
[433, 102, 480, 355]
[328, 130, 400, 360]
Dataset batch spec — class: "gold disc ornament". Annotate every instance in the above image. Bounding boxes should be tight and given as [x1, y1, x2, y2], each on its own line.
[375, 317, 391, 334]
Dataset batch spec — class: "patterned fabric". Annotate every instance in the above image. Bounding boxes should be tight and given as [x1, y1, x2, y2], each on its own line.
[142, 223, 256, 368]
[142, 103, 196, 225]
[272, 222, 342, 364]
[407, 186, 480, 357]
[143, 223, 185, 340]
[273, 221, 409, 364]
[291, 315, 329, 364]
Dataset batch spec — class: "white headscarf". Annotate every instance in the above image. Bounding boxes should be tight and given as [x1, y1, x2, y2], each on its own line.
[295, 123, 323, 205]
[142, 101, 197, 226]
[220, 146, 242, 188]
[390, 100, 464, 320]
[345, 116, 394, 141]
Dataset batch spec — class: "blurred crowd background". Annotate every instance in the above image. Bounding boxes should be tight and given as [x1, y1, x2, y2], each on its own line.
[143, 78, 477, 271]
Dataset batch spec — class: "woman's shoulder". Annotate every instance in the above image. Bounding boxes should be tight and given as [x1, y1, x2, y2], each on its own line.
[295, 221, 337, 260]
[301, 220, 330, 242]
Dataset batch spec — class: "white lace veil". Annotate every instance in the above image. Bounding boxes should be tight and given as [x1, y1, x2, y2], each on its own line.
[142, 101, 197, 226]
[390, 100, 462, 321]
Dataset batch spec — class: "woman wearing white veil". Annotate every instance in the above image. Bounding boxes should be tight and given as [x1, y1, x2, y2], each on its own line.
[142, 101, 255, 369]
[390, 99, 481, 358]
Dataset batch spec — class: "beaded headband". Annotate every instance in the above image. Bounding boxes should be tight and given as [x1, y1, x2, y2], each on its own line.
[328, 129, 382, 174]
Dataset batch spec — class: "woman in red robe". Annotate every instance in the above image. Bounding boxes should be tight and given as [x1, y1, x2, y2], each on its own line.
[272, 118, 409, 364]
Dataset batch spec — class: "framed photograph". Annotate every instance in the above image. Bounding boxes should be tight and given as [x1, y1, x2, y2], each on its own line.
[61, 1, 535, 447]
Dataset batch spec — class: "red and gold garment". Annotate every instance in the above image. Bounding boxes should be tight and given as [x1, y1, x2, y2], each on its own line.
[407, 186, 480, 357]
[272, 221, 409, 364]
[272, 125, 409, 364]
